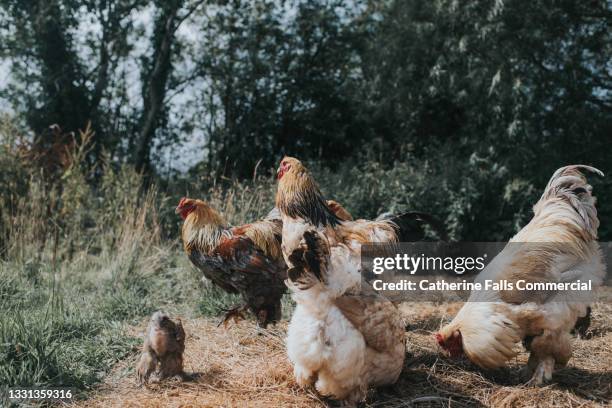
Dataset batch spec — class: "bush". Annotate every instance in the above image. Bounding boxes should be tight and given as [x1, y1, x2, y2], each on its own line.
[310, 150, 539, 241]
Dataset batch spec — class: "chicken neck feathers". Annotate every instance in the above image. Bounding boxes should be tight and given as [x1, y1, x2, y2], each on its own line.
[276, 168, 341, 228]
[182, 204, 282, 260]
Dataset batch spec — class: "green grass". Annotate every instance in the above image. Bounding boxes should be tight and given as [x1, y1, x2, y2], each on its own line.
[0, 250, 241, 406]
[0, 131, 263, 403]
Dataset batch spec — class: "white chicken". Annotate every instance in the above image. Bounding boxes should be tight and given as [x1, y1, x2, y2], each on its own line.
[276, 157, 406, 404]
[436, 165, 605, 385]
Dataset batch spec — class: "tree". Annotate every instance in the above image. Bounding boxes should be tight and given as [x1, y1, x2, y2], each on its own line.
[134, 0, 183, 174]
[360, 0, 611, 172]
[0, 0, 140, 162]
[188, 0, 367, 178]
[0, 0, 207, 175]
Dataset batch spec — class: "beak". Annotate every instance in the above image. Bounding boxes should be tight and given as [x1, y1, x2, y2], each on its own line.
[175, 205, 182, 215]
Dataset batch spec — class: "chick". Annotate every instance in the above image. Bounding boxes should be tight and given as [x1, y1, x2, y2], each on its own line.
[136, 311, 185, 384]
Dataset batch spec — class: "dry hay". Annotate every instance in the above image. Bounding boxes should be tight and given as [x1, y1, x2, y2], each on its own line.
[71, 320, 322, 407]
[73, 302, 611, 407]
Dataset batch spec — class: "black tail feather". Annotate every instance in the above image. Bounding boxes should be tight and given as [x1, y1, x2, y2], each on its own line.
[378, 211, 448, 242]
[287, 230, 328, 289]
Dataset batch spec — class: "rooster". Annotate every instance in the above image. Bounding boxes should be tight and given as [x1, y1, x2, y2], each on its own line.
[276, 157, 407, 404]
[176, 197, 354, 327]
[436, 165, 605, 385]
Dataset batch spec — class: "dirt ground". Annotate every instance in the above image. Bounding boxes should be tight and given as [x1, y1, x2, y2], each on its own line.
[73, 302, 611, 408]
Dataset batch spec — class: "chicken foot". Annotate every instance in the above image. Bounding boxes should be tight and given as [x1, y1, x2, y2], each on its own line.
[217, 304, 249, 328]
[294, 364, 316, 387]
[521, 330, 572, 385]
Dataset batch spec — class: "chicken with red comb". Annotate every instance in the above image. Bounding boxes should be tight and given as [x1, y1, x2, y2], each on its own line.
[436, 165, 605, 385]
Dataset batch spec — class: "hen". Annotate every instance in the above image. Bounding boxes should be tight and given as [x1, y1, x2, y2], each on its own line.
[276, 157, 407, 404]
[176, 197, 354, 327]
[436, 165, 605, 385]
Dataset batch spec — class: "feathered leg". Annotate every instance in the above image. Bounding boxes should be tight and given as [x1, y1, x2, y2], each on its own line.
[315, 372, 366, 406]
[294, 364, 316, 387]
[523, 330, 572, 385]
[136, 350, 158, 385]
[159, 352, 184, 379]
[254, 296, 283, 328]
[217, 304, 249, 328]
[286, 306, 325, 388]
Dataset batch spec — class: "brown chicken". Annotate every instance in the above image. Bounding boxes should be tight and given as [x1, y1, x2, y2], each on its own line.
[176, 197, 354, 327]
[276, 157, 407, 404]
[136, 311, 185, 384]
[436, 165, 605, 385]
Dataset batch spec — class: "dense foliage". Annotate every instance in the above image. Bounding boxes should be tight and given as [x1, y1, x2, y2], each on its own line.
[0, 0, 610, 235]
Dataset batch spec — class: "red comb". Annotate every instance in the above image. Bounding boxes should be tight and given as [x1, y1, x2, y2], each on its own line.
[178, 197, 187, 206]
[435, 333, 444, 344]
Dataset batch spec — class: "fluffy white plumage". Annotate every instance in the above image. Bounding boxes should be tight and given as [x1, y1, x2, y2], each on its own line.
[437, 165, 606, 385]
[276, 157, 405, 404]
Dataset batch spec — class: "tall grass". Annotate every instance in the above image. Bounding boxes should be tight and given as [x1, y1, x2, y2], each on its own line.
[0, 125, 201, 400]
[0, 121, 282, 400]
